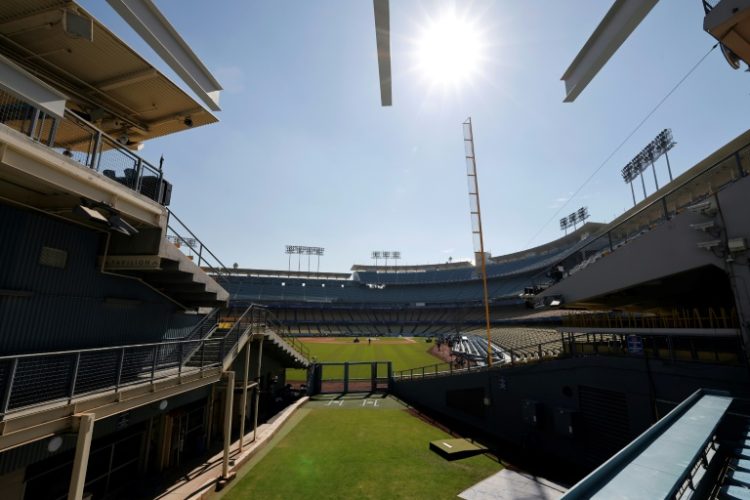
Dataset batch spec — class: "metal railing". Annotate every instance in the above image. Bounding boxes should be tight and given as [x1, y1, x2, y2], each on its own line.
[392, 360, 485, 381]
[393, 329, 745, 381]
[265, 310, 311, 360]
[0, 305, 268, 418]
[179, 307, 221, 342]
[217, 306, 311, 361]
[550, 139, 750, 283]
[562, 308, 740, 330]
[164, 208, 232, 284]
[0, 89, 169, 205]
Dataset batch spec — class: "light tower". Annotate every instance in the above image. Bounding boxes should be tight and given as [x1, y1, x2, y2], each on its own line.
[463, 117, 493, 367]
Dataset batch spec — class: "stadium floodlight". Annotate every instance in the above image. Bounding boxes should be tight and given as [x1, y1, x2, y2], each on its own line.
[392, 251, 401, 261]
[382, 251, 391, 267]
[560, 217, 569, 234]
[285, 245, 324, 273]
[622, 129, 676, 205]
[371, 251, 382, 268]
[568, 212, 578, 229]
[577, 206, 589, 224]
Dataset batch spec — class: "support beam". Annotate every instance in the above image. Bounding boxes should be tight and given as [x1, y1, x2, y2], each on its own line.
[561, 0, 659, 102]
[373, 0, 392, 106]
[238, 340, 252, 452]
[253, 339, 263, 442]
[222, 371, 235, 480]
[67, 414, 95, 500]
[0, 53, 67, 118]
[106, 0, 222, 111]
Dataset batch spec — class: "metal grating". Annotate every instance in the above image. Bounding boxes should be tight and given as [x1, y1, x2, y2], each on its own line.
[579, 385, 632, 466]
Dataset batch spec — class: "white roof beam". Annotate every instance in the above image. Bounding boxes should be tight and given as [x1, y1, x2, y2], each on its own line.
[374, 0, 392, 106]
[0, 53, 67, 118]
[106, 0, 222, 111]
[561, 0, 659, 102]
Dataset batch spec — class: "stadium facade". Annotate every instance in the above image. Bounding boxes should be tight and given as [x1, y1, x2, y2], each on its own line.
[226, 223, 604, 336]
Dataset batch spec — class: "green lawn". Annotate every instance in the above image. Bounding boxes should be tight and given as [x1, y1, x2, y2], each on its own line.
[288, 338, 442, 381]
[222, 396, 501, 500]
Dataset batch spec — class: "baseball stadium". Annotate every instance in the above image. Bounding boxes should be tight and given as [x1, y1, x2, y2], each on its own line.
[1, 1, 750, 499]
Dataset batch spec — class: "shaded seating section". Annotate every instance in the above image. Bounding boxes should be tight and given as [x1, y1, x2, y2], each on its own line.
[265, 306, 472, 337]
[563, 389, 733, 500]
[225, 272, 534, 305]
[353, 243, 580, 286]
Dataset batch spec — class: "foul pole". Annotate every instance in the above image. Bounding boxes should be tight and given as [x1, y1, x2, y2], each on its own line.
[463, 118, 493, 367]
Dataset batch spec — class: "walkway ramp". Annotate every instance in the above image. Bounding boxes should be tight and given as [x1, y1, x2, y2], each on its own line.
[459, 469, 565, 500]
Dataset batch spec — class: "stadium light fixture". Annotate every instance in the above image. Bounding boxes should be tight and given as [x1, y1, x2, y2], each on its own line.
[577, 206, 589, 224]
[568, 212, 578, 230]
[561, 207, 589, 232]
[391, 251, 401, 270]
[560, 217, 570, 235]
[285, 245, 325, 274]
[622, 129, 676, 206]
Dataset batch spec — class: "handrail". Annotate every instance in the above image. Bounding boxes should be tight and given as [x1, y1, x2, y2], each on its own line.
[165, 208, 230, 284]
[0, 305, 270, 417]
[562, 308, 740, 330]
[179, 307, 220, 341]
[245, 305, 311, 361]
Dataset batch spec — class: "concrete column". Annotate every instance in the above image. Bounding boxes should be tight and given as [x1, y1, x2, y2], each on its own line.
[68, 414, 95, 500]
[252, 338, 264, 442]
[222, 371, 235, 480]
[238, 340, 252, 452]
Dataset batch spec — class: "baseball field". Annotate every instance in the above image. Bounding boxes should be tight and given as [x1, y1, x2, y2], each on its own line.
[287, 336, 443, 381]
[220, 395, 502, 499]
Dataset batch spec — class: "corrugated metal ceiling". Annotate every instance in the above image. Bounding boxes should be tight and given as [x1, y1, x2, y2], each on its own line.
[0, 0, 217, 144]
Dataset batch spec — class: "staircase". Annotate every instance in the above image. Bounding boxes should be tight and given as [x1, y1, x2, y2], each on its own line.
[185, 326, 232, 368]
[102, 209, 231, 309]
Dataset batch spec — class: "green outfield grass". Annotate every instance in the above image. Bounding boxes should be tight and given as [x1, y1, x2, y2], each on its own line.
[287, 338, 441, 381]
[221, 396, 501, 500]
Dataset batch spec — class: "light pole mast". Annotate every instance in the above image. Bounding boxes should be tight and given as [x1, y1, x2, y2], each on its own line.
[463, 117, 493, 367]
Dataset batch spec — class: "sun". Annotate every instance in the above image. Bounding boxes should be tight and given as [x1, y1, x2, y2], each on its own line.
[414, 7, 485, 89]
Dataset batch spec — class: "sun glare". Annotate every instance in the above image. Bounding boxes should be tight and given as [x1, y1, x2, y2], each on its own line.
[414, 8, 485, 89]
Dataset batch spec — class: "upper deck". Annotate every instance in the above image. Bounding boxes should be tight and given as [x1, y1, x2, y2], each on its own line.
[0, 0, 217, 146]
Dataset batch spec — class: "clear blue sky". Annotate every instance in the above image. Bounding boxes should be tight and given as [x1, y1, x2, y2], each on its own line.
[81, 1, 750, 272]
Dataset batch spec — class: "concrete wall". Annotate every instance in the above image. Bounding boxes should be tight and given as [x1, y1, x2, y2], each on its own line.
[542, 159, 750, 307]
[392, 356, 750, 476]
